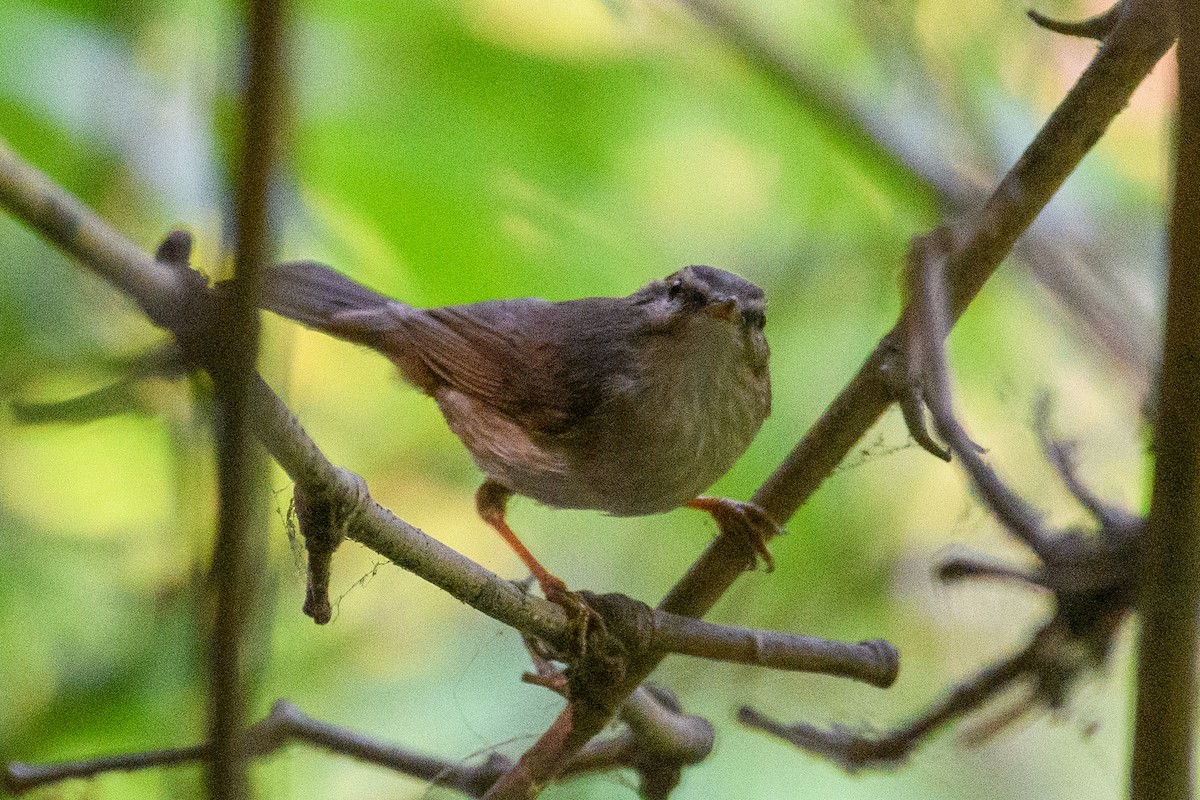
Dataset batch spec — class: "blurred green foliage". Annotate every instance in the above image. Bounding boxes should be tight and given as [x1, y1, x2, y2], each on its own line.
[0, 0, 1164, 798]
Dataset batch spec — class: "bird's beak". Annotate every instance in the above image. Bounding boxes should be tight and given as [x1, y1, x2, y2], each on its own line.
[705, 298, 738, 322]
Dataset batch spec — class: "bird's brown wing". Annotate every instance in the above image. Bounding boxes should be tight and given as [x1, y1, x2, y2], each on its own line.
[398, 297, 638, 436]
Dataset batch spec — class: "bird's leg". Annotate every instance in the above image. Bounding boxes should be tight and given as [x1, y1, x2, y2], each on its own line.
[688, 497, 780, 572]
[476, 481, 604, 658]
[475, 479, 574, 606]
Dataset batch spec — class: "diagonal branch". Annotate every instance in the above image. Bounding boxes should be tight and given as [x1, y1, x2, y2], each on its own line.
[662, 0, 1174, 620]
[479, 0, 1177, 795]
[0, 145, 902, 800]
[0, 132, 570, 651]
[0, 135, 897, 794]
[737, 217, 1145, 773]
[679, 0, 1156, 378]
[1033, 394, 1136, 529]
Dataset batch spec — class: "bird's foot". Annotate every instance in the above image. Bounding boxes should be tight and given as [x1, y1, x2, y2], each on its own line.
[537, 572, 605, 654]
[689, 496, 781, 572]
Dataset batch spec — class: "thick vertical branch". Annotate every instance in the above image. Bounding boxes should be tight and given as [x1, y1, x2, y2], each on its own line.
[205, 2, 287, 799]
[1129, 2, 1199, 797]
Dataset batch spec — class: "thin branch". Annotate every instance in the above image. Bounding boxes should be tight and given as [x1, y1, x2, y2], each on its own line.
[4, 699, 688, 798]
[1033, 394, 1134, 528]
[739, 638, 1038, 770]
[909, 229, 1054, 557]
[1130, 0, 1200, 794]
[250, 702, 512, 797]
[937, 553, 1047, 587]
[1028, 3, 1124, 41]
[653, 617, 898, 687]
[4, 746, 209, 796]
[2, 702, 513, 799]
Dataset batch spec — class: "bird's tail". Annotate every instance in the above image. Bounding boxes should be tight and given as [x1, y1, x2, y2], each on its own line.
[259, 261, 401, 349]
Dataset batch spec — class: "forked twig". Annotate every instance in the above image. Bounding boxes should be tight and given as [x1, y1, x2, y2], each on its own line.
[739, 229, 1142, 770]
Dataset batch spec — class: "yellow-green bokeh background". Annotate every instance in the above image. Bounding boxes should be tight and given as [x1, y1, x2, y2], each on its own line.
[0, 0, 1168, 797]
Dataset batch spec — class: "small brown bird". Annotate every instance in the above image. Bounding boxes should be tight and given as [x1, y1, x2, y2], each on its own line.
[261, 262, 776, 605]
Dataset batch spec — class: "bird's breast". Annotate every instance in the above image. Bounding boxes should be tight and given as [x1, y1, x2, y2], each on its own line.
[569, 318, 770, 515]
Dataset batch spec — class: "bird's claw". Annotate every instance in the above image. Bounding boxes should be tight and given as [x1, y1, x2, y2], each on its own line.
[880, 337, 952, 462]
[539, 574, 605, 656]
[690, 497, 780, 572]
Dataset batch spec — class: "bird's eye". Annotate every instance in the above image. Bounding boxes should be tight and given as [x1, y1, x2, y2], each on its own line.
[667, 281, 683, 301]
[742, 309, 766, 329]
